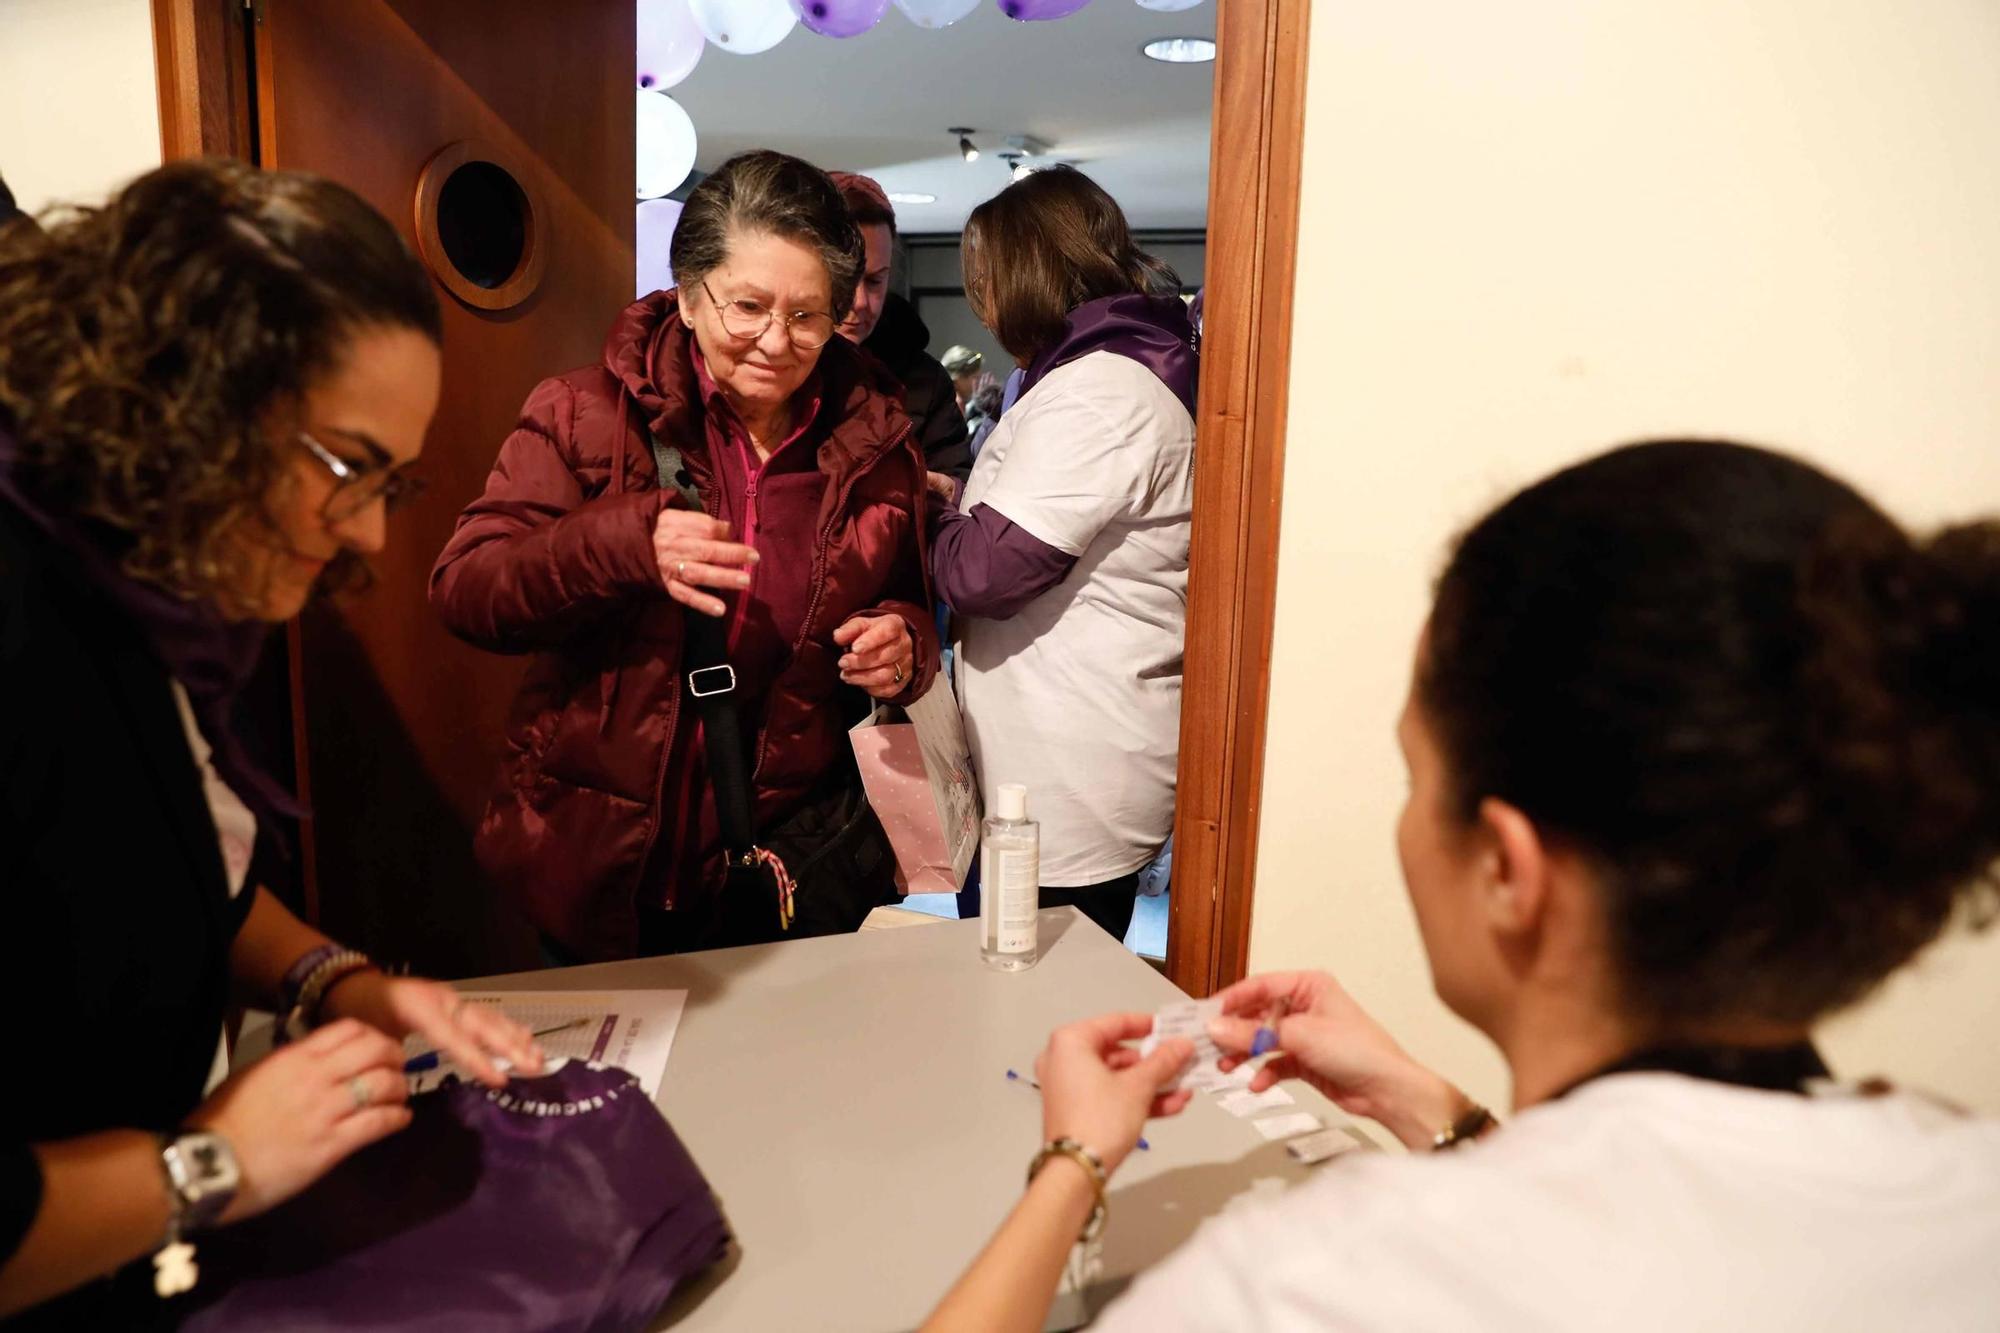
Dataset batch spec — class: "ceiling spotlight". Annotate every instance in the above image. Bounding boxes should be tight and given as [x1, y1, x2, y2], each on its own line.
[1142, 36, 1216, 63]
[949, 126, 979, 163]
[1000, 154, 1033, 183]
[886, 190, 936, 205]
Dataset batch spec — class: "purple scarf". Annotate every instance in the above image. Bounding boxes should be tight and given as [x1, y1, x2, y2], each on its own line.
[1015, 292, 1200, 419]
[0, 422, 305, 836]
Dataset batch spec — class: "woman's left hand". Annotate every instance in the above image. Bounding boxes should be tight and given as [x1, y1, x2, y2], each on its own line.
[1035, 1013, 1196, 1176]
[834, 613, 916, 699]
[319, 973, 545, 1089]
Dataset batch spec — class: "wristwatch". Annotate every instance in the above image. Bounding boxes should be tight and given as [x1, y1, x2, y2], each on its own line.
[159, 1130, 241, 1233]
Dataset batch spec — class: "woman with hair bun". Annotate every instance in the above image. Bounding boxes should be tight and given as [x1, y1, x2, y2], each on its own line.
[928, 439, 2000, 1332]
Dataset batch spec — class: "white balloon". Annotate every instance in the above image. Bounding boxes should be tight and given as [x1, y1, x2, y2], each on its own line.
[637, 198, 684, 297]
[892, 0, 980, 27]
[638, 0, 704, 90]
[688, 0, 798, 54]
[1134, 0, 1206, 10]
[636, 90, 697, 201]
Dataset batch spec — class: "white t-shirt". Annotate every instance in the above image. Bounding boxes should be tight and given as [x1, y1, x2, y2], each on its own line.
[171, 681, 257, 899]
[955, 351, 1194, 886]
[1097, 1075, 2000, 1332]
[173, 681, 256, 1093]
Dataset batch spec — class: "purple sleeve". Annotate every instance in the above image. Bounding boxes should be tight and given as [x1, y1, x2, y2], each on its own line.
[929, 501, 1077, 619]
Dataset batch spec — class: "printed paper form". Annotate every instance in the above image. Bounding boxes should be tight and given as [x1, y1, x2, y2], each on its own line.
[405, 989, 686, 1099]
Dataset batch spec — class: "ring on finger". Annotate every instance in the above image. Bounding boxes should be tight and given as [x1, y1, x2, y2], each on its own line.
[347, 1074, 372, 1112]
[892, 662, 905, 685]
[675, 560, 687, 583]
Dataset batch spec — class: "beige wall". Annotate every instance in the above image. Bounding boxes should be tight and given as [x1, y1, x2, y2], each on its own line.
[0, 0, 161, 215]
[1251, 0, 2000, 1115]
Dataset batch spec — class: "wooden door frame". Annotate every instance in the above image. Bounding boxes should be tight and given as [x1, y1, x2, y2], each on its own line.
[150, 0, 1309, 988]
[151, 0, 255, 162]
[1165, 0, 1309, 997]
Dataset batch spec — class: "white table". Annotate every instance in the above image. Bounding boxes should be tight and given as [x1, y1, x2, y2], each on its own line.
[469, 908, 1366, 1332]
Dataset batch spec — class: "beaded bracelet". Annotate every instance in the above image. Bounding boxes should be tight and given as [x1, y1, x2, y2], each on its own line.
[278, 944, 342, 1019]
[280, 948, 378, 1042]
[1027, 1137, 1108, 1243]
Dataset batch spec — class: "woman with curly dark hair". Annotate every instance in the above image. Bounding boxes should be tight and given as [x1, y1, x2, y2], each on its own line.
[0, 159, 543, 1329]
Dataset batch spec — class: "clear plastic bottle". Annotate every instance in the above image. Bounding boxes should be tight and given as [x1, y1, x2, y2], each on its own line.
[980, 783, 1040, 971]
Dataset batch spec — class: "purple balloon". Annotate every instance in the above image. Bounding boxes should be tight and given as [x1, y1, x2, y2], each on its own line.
[637, 198, 683, 299]
[789, 0, 891, 37]
[638, 0, 704, 90]
[996, 0, 1091, 18]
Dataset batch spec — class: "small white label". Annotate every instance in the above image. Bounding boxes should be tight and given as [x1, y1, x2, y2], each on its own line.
[1251, 1111, 1325, 1141]
[987, 847, 1038, 954]
[1285, 1128, 1359, 1164]
[1217, 1085, 1296, 1117]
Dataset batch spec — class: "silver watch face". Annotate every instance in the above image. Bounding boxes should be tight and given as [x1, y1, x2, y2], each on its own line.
[170, 1131, 241, 1226]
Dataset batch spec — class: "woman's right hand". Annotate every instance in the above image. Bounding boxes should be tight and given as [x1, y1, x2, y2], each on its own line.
[653, 509, 759, 618]
[1207, 970, 1475, 1151]
[184, 1019, 413, 1225]
[1035, 1014, 1195, 1176]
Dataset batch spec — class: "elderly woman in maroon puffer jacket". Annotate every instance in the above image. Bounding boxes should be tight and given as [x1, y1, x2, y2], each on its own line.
[432, 151, 938, 962]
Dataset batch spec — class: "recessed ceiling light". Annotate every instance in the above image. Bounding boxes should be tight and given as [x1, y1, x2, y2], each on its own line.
[1142, 36, 1215, 63]
[886, 191, 936, 205]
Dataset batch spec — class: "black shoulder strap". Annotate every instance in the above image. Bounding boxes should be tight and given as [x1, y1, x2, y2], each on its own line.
[652, 437, 756, 858]
[650, 436, 702, 510]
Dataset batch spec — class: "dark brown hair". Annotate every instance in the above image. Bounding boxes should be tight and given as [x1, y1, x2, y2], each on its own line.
[0, 157, 441, 609]
[670, 151, 863, 322]
[1420, 440, 2000, 1030]
[961, 166, 1178, 364]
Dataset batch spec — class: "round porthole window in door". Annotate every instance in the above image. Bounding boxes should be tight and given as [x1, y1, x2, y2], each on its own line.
[413, 142, 549, 312]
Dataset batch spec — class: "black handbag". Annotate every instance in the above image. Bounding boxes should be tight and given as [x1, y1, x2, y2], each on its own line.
[652, 437, 897, 947]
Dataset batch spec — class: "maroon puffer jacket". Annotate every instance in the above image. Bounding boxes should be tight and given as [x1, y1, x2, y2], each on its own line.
[431, 292, 938, 960]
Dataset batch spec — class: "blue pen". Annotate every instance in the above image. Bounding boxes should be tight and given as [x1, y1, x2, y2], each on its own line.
[1007, 1069, 1149, 1151]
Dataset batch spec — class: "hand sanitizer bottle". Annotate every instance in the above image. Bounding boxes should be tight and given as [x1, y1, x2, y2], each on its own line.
[980, 783, 1039, 971]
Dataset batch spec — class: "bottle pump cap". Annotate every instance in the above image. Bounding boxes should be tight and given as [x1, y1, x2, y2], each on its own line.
[996, 783, 1028, 821]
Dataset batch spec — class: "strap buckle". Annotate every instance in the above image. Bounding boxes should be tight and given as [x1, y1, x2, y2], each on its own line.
[688, 664, 737, 698]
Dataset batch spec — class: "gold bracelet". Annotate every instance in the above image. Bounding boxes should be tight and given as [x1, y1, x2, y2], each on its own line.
[1027, 1137, 1108, 1243]
[1430, 1102, 1496, 1151]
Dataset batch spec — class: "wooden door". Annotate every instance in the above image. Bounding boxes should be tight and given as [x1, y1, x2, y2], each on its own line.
[252, 0, 635, 976]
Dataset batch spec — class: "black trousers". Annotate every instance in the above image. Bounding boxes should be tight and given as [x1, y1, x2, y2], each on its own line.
[1039, 872, 1138, 944]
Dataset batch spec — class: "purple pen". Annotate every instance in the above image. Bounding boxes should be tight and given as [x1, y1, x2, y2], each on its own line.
[1007, 1069, 1149, 1151]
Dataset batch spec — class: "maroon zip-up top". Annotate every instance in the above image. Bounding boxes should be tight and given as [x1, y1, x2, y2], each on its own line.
[431, 291, 938, 960]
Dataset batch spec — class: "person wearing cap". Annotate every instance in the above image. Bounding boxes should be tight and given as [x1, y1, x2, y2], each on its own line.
[829, 172, 973, 485]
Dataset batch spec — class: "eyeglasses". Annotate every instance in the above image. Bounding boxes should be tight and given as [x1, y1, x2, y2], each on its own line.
[296, 430, 426, 522]
[698, 279, 837, 350]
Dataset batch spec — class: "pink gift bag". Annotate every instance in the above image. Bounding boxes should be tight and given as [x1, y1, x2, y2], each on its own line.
[849, 678, 980, 894]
